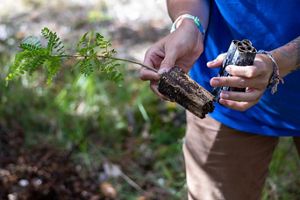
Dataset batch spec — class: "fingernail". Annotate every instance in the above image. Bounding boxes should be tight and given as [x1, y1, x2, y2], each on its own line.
[207, 60, 215, 65]
[220, 92, 229, 99]
[158, 68, 169, 75]
[211, 79, 219, 85]
[225, 65, 231, 72]
[219, 99, 226, 105]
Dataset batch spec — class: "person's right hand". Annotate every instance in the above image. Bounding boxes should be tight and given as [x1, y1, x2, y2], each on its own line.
[139, 19, 204, 99]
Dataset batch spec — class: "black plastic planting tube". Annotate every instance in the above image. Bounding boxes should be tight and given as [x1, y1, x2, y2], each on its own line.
[212, 39, 257, 101]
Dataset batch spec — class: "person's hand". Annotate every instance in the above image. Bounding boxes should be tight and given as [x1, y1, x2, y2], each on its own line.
[139, 19, 204, 99]
[207, 53, 274, 111]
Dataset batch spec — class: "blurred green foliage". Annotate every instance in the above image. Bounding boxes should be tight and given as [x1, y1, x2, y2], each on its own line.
[0, 40, 187, 198]
[262, 138, 300, 200]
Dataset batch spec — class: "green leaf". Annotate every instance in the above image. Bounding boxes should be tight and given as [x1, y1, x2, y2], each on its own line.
[44, 56, 61, 84]
[20, 36, 42, 50]
[6, 49, 49, 82]
[76, 58, 94, 77]
[6, 27, 123, 84]
[41, 27, 65, 55]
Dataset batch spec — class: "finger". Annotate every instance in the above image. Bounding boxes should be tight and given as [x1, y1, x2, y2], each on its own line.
[219, 98, 257, 111]
[210, 76, 264, 89]
[150, 81, 171, 101]
[143, 48, 155, 68]
[143, 48, 163, 69]
[225, 65, 260, 78]
[159, 49, 177, 73]
[139, 68, 160, 81]
[207, 53, 226, 68]
[175, 61, 190, 73]
[157, 67, 170, 75]
[220, 89, 263, 102]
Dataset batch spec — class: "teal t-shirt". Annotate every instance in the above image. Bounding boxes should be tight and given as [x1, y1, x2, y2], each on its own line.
[190, 0, 300, 136]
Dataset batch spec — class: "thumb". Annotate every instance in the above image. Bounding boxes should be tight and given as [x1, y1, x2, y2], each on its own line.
[158, 50, 177, 74]
[207, 53, 226, 68]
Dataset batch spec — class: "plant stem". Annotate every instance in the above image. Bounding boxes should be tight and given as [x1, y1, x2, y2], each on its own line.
[59, 54, 158, 73]
[108, 56, 158, 73]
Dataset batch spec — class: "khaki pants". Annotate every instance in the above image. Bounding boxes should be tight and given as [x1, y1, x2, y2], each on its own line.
[184, 111, 300, 200]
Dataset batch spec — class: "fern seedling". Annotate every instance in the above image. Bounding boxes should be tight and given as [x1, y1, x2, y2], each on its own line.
[6, 27, 157, 85]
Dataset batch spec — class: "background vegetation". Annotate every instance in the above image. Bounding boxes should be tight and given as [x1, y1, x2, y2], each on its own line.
[0, 0, 299, 199]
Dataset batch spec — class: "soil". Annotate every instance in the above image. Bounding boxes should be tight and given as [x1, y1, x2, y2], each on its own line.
[158, 66, 214, 118]
[0, 126, 101, 200]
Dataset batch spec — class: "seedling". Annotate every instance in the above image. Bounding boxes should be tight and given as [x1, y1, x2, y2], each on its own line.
[6, 27, 215, 118]
[6, 27, 156, 84]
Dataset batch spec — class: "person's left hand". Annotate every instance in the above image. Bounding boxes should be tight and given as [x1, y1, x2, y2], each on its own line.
[207, 53, 274, 111]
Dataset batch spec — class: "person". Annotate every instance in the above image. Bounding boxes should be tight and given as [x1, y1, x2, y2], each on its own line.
[139, 0, 300, 199]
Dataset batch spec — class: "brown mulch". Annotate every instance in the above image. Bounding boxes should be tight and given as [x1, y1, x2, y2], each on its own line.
[0, 126, 101, 200]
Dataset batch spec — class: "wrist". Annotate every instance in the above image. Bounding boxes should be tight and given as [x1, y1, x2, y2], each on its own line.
[271, 50, 294, 77]
[180, 19, 201, 32]
[270, 36, 300, 76]
[180, 19, 205, 45]
[171, 14, 205, 35]
[258, 50, 284, 94]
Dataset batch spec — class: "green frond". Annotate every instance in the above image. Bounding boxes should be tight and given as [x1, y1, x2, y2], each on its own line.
[104, 65, 123, 82]
[76, 32, 97, 56]
[44, 56, 61, 84]
[77, 32, 89, 50]
[77, 59, 94, 77]
[75, 31, 122, 82]
[95, 33, 111, 48]
[41, 27, 65, 55]
[6, 49, 49, 82]
[20, 36, 42, 51]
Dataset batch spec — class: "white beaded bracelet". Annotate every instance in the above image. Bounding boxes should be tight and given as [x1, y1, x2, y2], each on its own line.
[170, 14, 205, 35]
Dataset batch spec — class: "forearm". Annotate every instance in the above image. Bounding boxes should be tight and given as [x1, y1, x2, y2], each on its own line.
[271, 36, 300, 77]
[167, 0, 210, 31]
